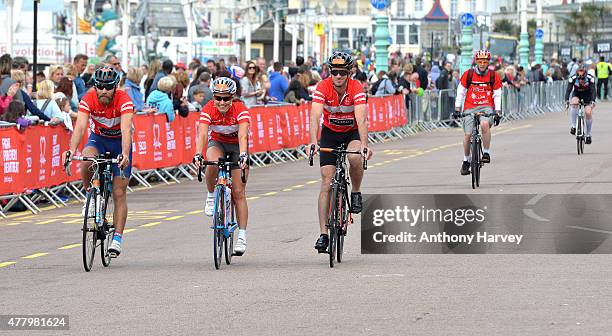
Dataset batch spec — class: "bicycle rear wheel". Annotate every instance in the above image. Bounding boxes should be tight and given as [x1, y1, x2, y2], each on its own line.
[224, 201, 235, 265]
[82, 190, 98, 272]
[212, 187, 224, 269]
[100, 191, 114, 267]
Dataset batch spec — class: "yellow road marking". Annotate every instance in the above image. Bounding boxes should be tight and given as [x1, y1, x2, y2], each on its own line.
[58, 244, 81, 250]
[393, 158, 401, 161]
[6, 222, 23, 226]
[374, 163, 384, 166]
[187, 210, 203, 215]
[282, 188, 293, 192]
[306, 180, 319, 184]
[140, 221, 162, 228]
[22, 253, 49, 259]
[262, 191, 277, 196]
[0, 262, 16, 268]
[164, 215, 184, 221]
[292, 184, 304, 188]
[383, 160, 392, 164]
[123, 228, 137, 234]
[36, 219, 60, 225]
[246, 196, 260, 200]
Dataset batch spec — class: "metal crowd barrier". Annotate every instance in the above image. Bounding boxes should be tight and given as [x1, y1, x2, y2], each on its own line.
[0, 83, 567, 216]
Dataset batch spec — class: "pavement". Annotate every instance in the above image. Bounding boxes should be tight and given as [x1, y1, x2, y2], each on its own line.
[1, 102, 612, 335]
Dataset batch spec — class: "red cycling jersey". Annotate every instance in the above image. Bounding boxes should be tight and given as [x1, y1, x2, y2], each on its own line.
[199, 100, 251, 144]
[458, 70, 502, 110]
[78, 88, 134, 138]
[312, 77, 367, 133]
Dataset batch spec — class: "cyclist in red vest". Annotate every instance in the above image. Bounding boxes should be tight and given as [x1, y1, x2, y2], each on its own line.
[309, 51, 373, 252]
[62, 66, 134, 257]
[454, 50, 502, 176]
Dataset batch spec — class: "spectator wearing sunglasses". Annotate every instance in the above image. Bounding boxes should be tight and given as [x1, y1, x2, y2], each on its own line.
[145, 76, 175, 123]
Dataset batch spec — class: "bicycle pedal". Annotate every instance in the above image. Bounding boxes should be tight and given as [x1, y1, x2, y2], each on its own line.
[109, 252, 119, 258]
[232, 251, 244, 257]
[317, 250, 329, 254]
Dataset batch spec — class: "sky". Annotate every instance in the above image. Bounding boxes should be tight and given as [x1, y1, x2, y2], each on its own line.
[0, 0, 65, 12]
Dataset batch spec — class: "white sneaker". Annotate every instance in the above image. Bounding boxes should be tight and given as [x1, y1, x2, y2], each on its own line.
[234, 231, 247, 255]
[204, 193, 215, 216]
[108, 239, 122, 257]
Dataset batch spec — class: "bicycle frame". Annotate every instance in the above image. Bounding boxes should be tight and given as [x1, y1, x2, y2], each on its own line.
[211, 162, 238, 239]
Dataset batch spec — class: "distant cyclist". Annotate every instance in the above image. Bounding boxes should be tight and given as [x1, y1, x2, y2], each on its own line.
[565, 65, 596, 144]
[308, 51, 372, 253]
[194, 77, 250, 255]
[454, 49, 502, 176]
[62, 66, 134, 257]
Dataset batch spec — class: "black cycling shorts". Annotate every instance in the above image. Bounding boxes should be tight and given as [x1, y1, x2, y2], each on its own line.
[572, 92, 593, 105]
[319, 126, 361, 167]
[208, 140, 241, 168]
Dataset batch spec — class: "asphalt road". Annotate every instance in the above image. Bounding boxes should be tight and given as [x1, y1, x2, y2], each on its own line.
[2, 102, 612, 335]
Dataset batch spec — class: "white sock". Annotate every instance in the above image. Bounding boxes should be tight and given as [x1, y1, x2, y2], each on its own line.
[569, 106, 578, 128]
[207, 192, 214, 199]
[463, 155, 470, 162]
[238, 229, 247, 240]
[483, 149, 490, 155]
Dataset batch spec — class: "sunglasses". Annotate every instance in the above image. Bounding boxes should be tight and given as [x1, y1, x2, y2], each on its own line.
[214, 96, 232, 102]
[95, 83, 116, 91]
[248, 66, 256, 69]
[111, 62, 121, 66]
[331, 69, 349, 77]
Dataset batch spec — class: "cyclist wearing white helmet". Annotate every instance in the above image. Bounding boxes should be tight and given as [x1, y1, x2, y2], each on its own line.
[454, 49, 503, 176]
[309, 51, 372, 253]
[194, 77, 251, 255]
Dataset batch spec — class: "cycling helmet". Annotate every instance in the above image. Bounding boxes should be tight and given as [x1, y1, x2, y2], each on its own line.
[93, 66, 121, 87]
[474, 49, 491, 61]
[211, 77, 237, 95]
[327, 51, 354, 69]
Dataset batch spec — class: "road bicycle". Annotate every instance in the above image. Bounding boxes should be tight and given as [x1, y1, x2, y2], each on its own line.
[65, 152, 124, 272]
[309, 145, 367, 268]
[455, 111, 498, 189]
[196, 154, 246, 270]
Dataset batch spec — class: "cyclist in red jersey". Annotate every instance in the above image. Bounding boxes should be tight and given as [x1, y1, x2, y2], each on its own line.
[194, 77, 251, 255]
[454, 50, 502, 176]
[309, 51, 373, 252]
[62, 66, 134, 257]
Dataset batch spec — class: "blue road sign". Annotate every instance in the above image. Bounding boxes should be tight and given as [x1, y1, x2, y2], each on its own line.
[461, 13, 474, 27]
[371, 0, 390, 10]
[535, 29, 544, 39]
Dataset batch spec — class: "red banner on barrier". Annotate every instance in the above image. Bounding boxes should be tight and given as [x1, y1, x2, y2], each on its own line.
[0, 128, 23, 195]
[181, 112, 200, 164]
[248, 106, 270, 153]
[131, 115, 155, 170]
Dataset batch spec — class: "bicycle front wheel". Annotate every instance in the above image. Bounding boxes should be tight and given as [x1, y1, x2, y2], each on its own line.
[470, 139, 480, 189]
[101, 191, 114, 267]
[224, 201, 235, 265]
[212, 187, 224, 270]
[82, 190, 98, 272]
[577, 116, 584, 155]
[328, 187, 341, 268]
[336, 190, 349, 263]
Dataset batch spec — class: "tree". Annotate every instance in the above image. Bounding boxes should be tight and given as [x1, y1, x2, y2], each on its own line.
[564, 4, 611, 48]
[493, 19, 519, 37]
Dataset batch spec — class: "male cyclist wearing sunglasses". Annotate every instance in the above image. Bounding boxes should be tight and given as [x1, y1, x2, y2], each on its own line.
[62, 66, 134, 258]
[194, 77, 251, 255]
[454, 49, 502, 176]
[309, 51, 372, 253]
[565, 65, 596, 144]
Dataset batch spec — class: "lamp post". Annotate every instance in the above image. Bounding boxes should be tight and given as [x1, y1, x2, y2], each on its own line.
[371, 0, 390, 72]
[519, 0, 529, 69]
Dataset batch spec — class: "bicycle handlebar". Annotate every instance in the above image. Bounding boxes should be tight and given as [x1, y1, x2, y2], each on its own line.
[310, 146, 368, 170]
[63, 153, 125, 180]
[195, 157, 247, 184]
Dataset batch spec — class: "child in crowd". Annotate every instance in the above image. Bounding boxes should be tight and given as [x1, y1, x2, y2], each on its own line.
[145, 76, 175, 122]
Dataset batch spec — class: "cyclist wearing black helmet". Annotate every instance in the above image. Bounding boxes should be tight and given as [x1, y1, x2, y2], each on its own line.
[62, 66, 134, 258]
[565, 65, 596, 144]
[309, 51, 373, 252]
